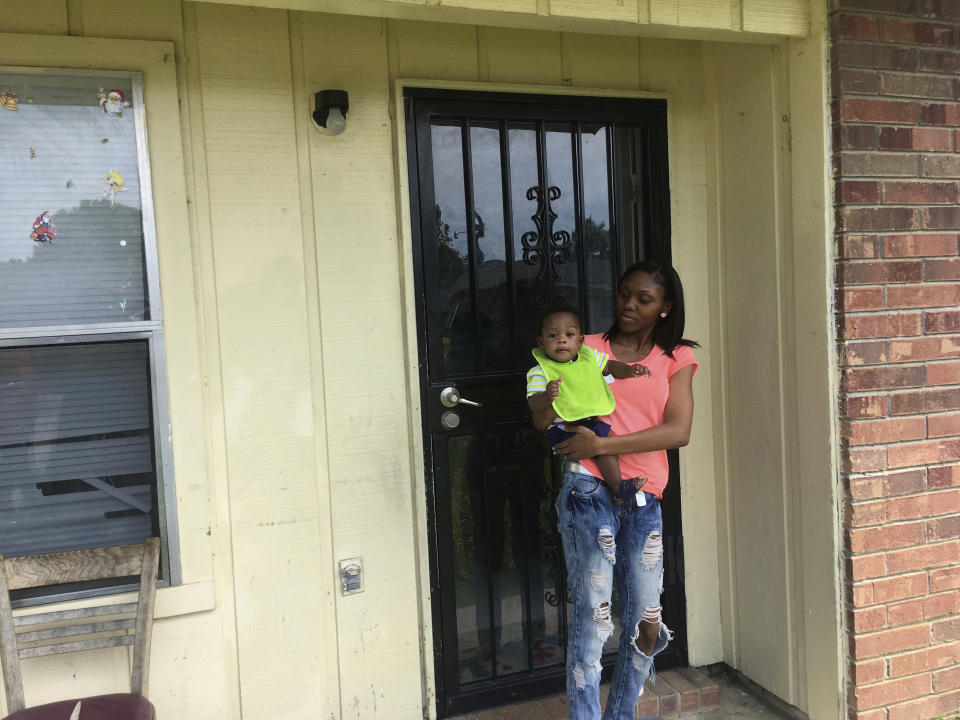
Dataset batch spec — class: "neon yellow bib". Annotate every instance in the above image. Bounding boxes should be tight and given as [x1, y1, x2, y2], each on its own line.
[531, 346, 615, 422]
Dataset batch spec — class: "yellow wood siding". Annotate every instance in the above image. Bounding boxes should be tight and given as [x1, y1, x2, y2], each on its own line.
[710, 41, 798, 702]
[550, 0, 641, 24]
[0, 0, 837, 717]
[483, 27, 564, 85]
[298, 11, 426, 720]
[198, 0, 810, 38]
[441, 0, 537, 13]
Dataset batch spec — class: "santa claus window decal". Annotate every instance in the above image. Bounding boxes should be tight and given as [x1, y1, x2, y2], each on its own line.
[0, 68, 175, 583]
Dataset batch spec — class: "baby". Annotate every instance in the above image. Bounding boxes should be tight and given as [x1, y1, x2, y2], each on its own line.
[526, 305, 649, 494]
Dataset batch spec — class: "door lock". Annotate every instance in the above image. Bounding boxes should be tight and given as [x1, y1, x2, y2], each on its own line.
[440, 411, 461, 430]
[440, 386, 482, 408]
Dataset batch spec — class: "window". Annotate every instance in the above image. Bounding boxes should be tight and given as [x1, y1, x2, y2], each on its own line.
[0, 69, 174, 579]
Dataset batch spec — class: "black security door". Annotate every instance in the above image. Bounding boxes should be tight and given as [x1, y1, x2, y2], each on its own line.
[405, 89, 685, 717]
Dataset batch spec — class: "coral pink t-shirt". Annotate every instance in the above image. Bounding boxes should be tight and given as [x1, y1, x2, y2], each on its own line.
[578, 334, 697, 498]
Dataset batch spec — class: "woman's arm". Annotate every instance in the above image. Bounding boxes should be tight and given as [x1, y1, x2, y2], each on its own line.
[554, 365, 695, 459]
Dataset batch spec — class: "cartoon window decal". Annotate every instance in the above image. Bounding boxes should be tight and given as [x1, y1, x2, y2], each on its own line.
[0, 70, 148, 326]
[97, 87, 129, 117]
[103, 170, 126, 207]
[29, 212, 56, 244]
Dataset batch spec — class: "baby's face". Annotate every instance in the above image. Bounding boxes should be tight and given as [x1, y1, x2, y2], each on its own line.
[537, 312, 583, 363]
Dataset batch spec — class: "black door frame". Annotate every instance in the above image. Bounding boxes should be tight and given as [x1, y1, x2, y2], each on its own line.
[403, 87, 684, 717]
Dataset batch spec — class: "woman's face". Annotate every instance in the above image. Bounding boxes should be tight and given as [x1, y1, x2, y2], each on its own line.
[616, 271, 670, 335]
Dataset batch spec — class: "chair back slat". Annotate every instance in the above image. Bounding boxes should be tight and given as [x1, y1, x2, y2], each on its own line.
[0, 539, 160, 714]
[19, 635, 135, 660]
[12, 602, 139, 627]
[130, 539, 159, 695]
[16, 617, 136, 644]
[0, 560, 25, 713]
[3, 545, 146, 591]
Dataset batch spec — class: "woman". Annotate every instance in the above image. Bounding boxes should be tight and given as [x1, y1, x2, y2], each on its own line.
[553, 260, 698, 720]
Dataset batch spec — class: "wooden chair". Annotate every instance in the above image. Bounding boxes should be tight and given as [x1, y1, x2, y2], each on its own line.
[0, 539, 159, 720]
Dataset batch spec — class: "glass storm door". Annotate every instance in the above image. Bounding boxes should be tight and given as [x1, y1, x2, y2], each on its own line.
[404, 89, 683, 717]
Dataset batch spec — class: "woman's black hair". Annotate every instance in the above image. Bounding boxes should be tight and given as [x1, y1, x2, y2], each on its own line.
[603, 260, 699, 356]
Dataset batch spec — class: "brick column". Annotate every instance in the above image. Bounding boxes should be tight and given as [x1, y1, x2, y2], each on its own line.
[832, 1, 960, 718]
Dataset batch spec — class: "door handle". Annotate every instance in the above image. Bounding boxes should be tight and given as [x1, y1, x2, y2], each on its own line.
[440, 386, 482, 408]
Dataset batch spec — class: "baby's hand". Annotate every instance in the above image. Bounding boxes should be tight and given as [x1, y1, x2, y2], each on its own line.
[608, 360, 651, 380]
[630, 364, 651, 378]
[546, 377, 562, 399]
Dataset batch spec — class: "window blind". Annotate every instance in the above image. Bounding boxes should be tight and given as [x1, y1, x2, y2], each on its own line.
[0, 341, 155, 557]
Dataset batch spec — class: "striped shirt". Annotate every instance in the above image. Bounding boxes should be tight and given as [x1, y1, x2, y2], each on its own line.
[526, 346, 609, 397]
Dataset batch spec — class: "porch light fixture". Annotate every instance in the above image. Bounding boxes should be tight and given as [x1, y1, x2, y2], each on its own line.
[313, 89, 349, 135]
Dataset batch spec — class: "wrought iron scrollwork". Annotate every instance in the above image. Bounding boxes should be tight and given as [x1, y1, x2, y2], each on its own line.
[520, 185, 546, 270]
[521, 184, 573, 297]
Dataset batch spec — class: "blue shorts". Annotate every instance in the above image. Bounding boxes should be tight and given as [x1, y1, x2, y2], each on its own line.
[545, 417, 611, 454]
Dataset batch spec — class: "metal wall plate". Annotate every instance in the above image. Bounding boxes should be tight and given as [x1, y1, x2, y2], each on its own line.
[339, 557, 363, 595]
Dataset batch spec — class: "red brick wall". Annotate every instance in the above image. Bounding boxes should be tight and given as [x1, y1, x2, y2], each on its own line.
[832, 1, 960, 718]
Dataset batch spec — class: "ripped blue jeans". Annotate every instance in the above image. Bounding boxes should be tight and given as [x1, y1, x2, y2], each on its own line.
[556, 467, 671, 720]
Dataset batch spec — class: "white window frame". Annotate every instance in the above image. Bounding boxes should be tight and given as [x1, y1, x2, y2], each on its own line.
[0, 67, 180, 593]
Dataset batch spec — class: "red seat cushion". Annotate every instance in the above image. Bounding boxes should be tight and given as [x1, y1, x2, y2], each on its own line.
[2, 694, 154, 720]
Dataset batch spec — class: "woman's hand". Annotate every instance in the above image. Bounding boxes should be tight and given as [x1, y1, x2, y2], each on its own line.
[555, 424, 603, 460]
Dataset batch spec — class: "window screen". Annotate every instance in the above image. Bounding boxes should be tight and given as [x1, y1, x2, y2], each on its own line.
[0, 69, 171, 568]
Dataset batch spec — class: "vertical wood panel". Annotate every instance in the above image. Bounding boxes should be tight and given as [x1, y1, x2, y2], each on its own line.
[178, 5, 244, 716]
[788, 0, 842, 714]
[193, 5, 327, 719]
[148, 614, 231, 719]
[301, 12, 424, 720]
[0, 0, 68, 34]
[713, 42, 794, 702]
[564, 33, 639, 90]
[78, 0, 184, 44]
[484, 27, 562, 86]
[393, 20, 479, 79]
